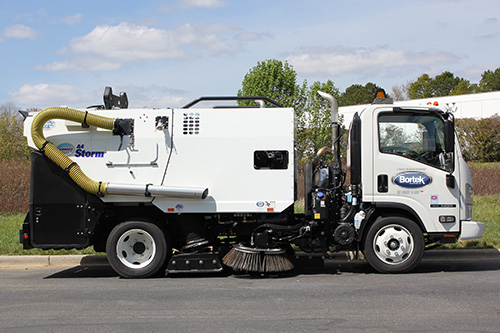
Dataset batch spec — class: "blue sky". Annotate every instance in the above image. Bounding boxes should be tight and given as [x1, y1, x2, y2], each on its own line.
[1, 0, 499, 109]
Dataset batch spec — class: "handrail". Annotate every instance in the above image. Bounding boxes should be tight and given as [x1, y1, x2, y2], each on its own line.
[182, 96, 282, 109]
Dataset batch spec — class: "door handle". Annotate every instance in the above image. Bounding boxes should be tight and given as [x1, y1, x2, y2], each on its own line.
[378, 174, 388, 193]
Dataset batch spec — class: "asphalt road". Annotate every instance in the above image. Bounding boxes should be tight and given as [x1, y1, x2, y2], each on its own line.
[1, 256, 500, 332]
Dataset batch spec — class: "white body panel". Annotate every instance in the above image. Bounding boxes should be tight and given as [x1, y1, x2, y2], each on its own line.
[24, 107, 295, 213]
[154, 108, 295, 213]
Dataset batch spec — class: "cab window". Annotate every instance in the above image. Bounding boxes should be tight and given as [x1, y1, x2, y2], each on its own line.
[378, 112, 453, 171]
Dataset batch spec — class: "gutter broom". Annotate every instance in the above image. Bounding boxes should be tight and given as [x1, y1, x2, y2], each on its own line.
[222, 245, 294, 273]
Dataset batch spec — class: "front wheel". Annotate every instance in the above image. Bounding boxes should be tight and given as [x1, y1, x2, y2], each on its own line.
[106, 221, 169, 278]
[363, 216, 424, 273]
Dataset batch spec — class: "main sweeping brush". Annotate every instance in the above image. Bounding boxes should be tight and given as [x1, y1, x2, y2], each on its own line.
[222, 244, 294, 273]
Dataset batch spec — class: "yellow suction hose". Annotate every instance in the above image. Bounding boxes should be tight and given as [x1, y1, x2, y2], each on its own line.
[31, 107, 116, 196]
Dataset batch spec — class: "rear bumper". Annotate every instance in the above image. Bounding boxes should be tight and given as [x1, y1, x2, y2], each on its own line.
[461, 221, 485, 240]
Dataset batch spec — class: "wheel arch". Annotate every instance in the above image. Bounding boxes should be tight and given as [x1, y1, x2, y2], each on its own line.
[359, 202, 426, 251]
[92, 204, 168, 252]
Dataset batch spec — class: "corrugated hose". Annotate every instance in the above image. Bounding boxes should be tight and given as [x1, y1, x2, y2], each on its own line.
[31, 106, 116, 196]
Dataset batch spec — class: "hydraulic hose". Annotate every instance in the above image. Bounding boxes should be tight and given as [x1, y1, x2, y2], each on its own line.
[31, 107, 116, 196]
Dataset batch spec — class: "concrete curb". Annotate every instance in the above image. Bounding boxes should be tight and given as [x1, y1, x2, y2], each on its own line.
[1, 249, 499, 269]
[0, 254, 108, 269]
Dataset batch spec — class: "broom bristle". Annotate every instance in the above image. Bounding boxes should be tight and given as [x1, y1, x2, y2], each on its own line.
[222, 245, 294, 273]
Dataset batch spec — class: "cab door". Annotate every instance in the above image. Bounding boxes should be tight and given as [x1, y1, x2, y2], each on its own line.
[371, 109, 460, 233]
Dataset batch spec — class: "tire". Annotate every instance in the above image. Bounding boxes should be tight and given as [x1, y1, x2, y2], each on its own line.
[363, 216, 424, 273]
[106, 221, 169, 278]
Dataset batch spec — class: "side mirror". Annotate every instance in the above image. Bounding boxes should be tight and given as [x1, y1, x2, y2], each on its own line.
[444, 119, 454, 153]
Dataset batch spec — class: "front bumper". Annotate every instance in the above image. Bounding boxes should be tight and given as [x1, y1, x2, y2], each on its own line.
[461, 221, 485, 240]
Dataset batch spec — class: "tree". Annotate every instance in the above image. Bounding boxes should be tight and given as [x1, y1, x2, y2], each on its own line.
[391, 81, 412, 101]
[408, 74, 433, 99]
[431, 71, 464, 97]
[455, 115, 500, 162]
[0, 102, 19, 116]
[339, 82, 382, 106]
[479, 68, 500, 92]
[408, 72, 467, 99]
[237, 59, 303, 108]
[0, 103, 30, 160]
[450, 80, 480, 96]
[295, 80, 341, 162]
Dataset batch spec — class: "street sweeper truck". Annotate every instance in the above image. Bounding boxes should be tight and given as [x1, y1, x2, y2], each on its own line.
[20, 87, 484, 278]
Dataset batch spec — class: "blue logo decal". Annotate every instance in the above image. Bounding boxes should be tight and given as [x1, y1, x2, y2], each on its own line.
[74, 144, 106, 158]
[43, 120, 55, 130]
[393, 172, 432, 188]
[57, 143, 75, 156]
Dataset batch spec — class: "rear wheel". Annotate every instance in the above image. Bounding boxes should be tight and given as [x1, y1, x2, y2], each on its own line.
[363, 216, 424, 273]
[106, 221, 169, 278]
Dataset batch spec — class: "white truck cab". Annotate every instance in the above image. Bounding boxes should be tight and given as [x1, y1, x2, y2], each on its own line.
[346, 95, 484, 271]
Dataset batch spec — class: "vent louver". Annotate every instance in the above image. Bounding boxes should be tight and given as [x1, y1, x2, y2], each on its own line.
[183, 113, 200, 135]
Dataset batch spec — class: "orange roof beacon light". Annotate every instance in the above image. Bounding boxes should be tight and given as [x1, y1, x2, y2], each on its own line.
[372, 88, 393, 104]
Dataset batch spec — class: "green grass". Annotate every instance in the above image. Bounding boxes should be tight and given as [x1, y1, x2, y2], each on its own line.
[468, 162, 500, 169]
[0, 213, 99, 256]
[1, 195, 499, 255]
[441, 194, 500, 249]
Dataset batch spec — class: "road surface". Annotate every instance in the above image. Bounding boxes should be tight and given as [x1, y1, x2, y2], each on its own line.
[1, 255, 499, 332]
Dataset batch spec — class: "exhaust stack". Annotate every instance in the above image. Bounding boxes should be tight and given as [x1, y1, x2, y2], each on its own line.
[317, 91, 340, 164]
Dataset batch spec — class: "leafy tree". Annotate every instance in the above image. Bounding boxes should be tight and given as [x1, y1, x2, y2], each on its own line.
[339, 82, 382, 106]
[455, 115, 500, 162]
[295, 80, 341, 162]
[431, 71, 464, 97]
[450, 80, 480, 96]
[479, 68, 500, 92]
[0, 104, 30, 160]
[408, 74, 433, 99]
[237, 59, 303, 108]
[408, 72, 467, 99]
[237, 60, 344, 162]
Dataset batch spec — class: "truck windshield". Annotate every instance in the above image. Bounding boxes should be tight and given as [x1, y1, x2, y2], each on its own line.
[378, 112, 453, 172]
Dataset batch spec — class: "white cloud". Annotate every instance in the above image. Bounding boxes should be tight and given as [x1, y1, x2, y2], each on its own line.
[458, 62, 496, 82]
[38, 22, 248, 71]
[36, 57, 122, 72]
[60, 13, 83, 25]
[235, 31, 270, 42]
[69, 22, 187, 61]
[161, 0, 226, 11]
[177, 0, 226, 8]
[286, 46, 460, 78]
[8, 83, 189, 109]
[8, 84, 93, 108]
[115, 85, 187, 108]
[3, 24, 38, 40]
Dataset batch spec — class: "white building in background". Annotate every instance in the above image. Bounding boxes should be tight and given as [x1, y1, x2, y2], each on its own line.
[339, 91, 500, 125]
